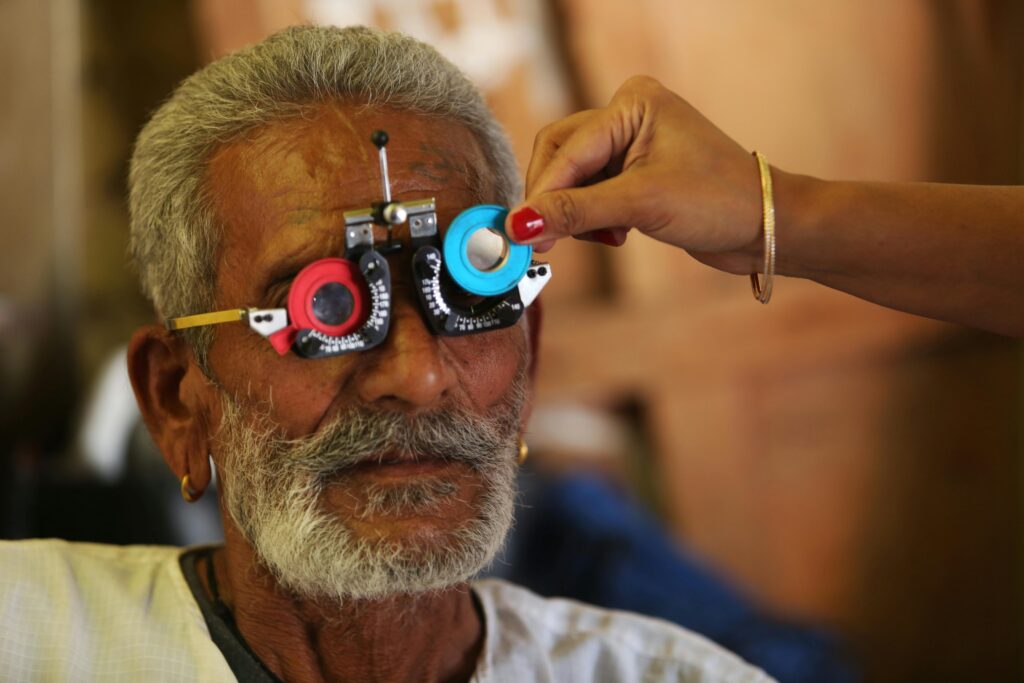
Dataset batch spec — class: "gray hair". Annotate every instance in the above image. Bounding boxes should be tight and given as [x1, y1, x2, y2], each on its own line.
[128, 25, 520, 367]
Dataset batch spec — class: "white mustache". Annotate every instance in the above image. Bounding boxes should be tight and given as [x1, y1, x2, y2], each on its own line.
[281, 405, 522, 477]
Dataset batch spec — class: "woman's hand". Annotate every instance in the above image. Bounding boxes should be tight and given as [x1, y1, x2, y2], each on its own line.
[505, 75, 766, 275]
[507, 76, 1024, 337]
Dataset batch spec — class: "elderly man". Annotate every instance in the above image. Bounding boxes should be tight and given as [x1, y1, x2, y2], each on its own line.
[0, 26, 770, 682]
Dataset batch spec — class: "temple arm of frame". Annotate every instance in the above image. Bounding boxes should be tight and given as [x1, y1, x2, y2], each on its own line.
[166, 309, 247, 331]
[517, 262, 552, 307]
[166, 307, 290, 338]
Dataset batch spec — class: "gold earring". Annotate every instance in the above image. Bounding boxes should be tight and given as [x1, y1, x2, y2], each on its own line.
[518, 440, 529, 465]
[180, 474, 201, 503]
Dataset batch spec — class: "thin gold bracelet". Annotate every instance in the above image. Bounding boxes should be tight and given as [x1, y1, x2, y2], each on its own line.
[750, 150, 775, 304]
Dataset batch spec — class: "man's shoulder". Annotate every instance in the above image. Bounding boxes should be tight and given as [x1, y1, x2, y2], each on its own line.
[0, 539, 232, 681]
[473, 578, 773, 683]
[0, 538, 185, 595]
[0, 538, 193, 629]
[0, 537, 182, 567]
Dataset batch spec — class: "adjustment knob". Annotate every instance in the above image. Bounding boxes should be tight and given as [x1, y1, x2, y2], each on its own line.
[381, 202, 407, 225]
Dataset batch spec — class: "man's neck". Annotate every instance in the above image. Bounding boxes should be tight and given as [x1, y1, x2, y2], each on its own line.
[205, 525, 485, 683]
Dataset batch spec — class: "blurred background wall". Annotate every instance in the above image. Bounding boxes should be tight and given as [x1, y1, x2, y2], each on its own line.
[1, 1, 1021, 681]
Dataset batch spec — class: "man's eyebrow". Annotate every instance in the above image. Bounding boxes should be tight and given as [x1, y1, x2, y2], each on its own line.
[258, 253, 308, 295]
[256, 236, 344, 293]
[463, 166, 491, 204]
[283, 207, 326, 224]
[251, 176, 484, 297]
[412, 142, 492, 204]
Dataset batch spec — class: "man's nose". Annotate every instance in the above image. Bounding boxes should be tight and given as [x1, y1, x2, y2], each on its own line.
[350, 298, 457, 410]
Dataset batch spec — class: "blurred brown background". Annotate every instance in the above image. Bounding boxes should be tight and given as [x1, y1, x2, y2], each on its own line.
[1, 1, 1022, 681]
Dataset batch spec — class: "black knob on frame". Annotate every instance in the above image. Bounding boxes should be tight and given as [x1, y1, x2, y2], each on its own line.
[371, 130, 389, 149]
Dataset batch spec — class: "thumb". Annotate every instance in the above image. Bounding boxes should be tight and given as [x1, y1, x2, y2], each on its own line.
[506, 175, 642, 245]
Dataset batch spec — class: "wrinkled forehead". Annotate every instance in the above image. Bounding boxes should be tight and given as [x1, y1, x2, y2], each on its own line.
[203, 102, 497, 296]
[210, 103, 493, 205]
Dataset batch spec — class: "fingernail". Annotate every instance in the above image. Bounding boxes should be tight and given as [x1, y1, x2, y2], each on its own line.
[592, 229, 622, 247]
[510, 207, 545, 242]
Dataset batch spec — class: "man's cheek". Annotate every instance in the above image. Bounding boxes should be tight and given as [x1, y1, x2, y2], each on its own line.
[226, 369, 336, 438]
[445, 331, 524, 407]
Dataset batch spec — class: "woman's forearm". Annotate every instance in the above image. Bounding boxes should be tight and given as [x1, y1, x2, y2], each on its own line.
[777, 171, 1024, 336]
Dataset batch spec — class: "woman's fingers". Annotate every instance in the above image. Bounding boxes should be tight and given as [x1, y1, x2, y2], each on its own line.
[513, 75, 758, 255]
[574, 228, 630, 247]
[524, 109, 596, 194]
[526, 105, 641, 199]
[508, 173, 644, 244]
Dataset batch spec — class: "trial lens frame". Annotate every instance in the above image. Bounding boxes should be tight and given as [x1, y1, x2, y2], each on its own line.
[166, 130, 551, 359]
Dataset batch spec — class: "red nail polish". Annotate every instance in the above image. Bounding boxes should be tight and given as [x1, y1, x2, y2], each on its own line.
[593, 229, 621, 247]
[510, 207, 545, 242]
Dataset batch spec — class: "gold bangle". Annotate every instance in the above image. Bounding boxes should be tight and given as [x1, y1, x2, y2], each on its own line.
[749, 151, 775, 304]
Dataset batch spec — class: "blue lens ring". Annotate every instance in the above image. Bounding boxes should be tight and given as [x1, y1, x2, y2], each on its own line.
[443, 205, 532, 296]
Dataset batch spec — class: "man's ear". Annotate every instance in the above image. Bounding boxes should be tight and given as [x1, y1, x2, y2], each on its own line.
[126, 325, 216, 495]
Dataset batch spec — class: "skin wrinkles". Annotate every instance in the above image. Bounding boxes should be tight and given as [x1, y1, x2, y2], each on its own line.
[130, 102, 534, 683]
[413, 139, 494, 203]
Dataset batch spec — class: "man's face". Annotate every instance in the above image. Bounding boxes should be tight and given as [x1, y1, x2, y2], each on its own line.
[200, 103, 529, 600]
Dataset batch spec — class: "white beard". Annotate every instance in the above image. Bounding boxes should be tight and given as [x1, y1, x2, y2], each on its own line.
[213, 376, 523, 604]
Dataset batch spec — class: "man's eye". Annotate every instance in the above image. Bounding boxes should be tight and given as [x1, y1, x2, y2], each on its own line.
[265, 279, 293, 307]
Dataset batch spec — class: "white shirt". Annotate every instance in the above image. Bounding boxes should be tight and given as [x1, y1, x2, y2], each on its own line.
[0, 539, 773, 682]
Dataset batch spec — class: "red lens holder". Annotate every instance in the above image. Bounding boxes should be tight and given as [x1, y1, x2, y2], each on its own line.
[288, 258, 369, 337]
